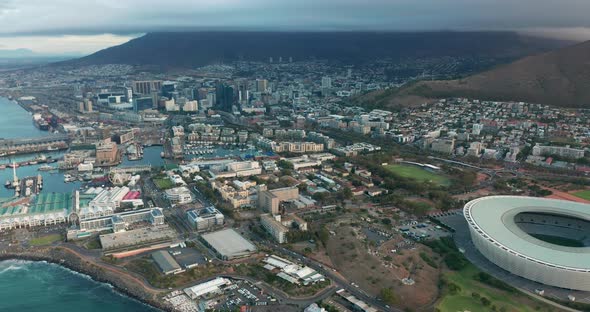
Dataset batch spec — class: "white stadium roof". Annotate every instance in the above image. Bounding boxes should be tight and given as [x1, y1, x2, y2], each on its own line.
[464, 196, 590, 271]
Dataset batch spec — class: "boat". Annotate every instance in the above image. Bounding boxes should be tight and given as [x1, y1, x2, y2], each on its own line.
[34, 154, 48, 163]
[38, 165, 54, 171]
[34, 118, 50, 131]
[47, 146, 59, 151]
[64, 174, 74, 183]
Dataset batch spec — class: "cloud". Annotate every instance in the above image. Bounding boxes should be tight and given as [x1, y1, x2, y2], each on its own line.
[0, 34, 139, 54]
[1, 0, 590, 53]
[0, 0, 590, 35]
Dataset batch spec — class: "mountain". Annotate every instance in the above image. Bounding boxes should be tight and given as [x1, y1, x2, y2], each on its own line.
[0, 48, 37, 58]
[358, 40, 590, 108]
[0, 49, 80, 69]
[62, 31, 569, 68]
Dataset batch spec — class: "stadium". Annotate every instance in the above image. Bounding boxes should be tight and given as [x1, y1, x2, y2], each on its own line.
[464, 196, 590, 291]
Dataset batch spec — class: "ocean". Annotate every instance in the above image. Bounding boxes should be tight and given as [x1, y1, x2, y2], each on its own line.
[0, 260, 159, 312]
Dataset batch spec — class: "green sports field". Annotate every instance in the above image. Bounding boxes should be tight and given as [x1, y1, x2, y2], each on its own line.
[573, 190, 590, 201]
[384, 164, 450, 186]
[437, 265, 541, 312]
[29, 234, 62, 246]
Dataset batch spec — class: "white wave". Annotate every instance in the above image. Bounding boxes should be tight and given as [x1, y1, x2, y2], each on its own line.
[0, 264, 26, 274]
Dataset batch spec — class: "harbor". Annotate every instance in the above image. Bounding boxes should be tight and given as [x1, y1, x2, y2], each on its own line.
[0, 154, 59, 170]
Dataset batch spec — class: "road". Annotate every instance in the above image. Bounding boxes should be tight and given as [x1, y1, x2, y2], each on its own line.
[244, 227, 399, 312]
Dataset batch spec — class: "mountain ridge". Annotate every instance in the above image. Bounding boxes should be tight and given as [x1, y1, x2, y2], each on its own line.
[59, 31, 570, 68]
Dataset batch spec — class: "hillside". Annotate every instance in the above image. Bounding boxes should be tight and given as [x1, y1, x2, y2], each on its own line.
[62, 31, 568, 68]
[358, 40, 590, 108]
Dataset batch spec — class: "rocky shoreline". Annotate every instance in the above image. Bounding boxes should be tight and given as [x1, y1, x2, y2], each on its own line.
[0, 247, 173, 312]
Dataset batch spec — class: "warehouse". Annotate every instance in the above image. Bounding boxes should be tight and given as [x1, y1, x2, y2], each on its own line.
[200, 229, 257, 260]
[152, 250, 184, 275]
[465, 196, 590, 291]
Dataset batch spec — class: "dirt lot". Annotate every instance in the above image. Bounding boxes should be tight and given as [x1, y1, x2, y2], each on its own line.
[452, 187, 494, 201]
[324, 222, 440, 309]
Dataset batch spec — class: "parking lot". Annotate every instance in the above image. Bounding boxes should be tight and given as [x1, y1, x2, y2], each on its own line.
[208, 279, 279, 310]
[362, 227, 392, 245]
[169, 246, 207, 268]
[396, 219, 451, 241]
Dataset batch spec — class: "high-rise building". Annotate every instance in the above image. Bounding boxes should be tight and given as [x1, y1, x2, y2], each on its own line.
[215, 82, 236, 112]
[125, 87, 133, 103]
[132, 80, 162, 95]
[161, 81, 177, 99]
[256, 79, 268, 93]
[151, 91, 159, 109]
[133, 97, 154, 112]
[321, 76, 332, 89]
[237, 80, 249, 103]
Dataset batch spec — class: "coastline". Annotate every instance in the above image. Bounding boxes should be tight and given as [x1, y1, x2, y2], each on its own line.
[0, 247, 172, 312]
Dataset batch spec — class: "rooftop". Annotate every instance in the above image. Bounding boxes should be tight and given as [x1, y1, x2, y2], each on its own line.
[201, 228, 256, 258]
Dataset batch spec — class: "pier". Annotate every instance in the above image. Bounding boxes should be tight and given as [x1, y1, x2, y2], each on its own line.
[109, 165, 152, 174]
[0, 155, 60, 170]
[0, 135, 69, 156]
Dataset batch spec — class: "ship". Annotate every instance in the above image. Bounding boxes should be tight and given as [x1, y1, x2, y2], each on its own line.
[37, 164, 55, 171]
[34, 118, 50, 131]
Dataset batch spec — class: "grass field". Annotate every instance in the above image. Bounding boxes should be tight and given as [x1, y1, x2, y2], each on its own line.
[153, 178, 175, 190]
[29, 234, 62, 246]
[437, 265, 544, 312]
[573, 190, 590, 201]
[385, 164, 450, 186]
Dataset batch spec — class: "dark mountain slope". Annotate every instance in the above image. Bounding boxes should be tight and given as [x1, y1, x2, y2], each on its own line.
[357, 40, 590, 108]
[63, 31, 568, 68]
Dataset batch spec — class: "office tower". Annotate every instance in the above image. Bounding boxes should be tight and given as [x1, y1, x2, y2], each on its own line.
[133, 97, 154, 113]
[132, 80, 162, 95]
[321, 76, 332, 89]
[215, 82, 236, 112]
[237, 80, 249, 103]
[85, 99, 93, 112]
[125, 87, 133, 103]
[161, 81, 177, 99]
[256, 79, 268, 93]
[151, 91, 159, 109]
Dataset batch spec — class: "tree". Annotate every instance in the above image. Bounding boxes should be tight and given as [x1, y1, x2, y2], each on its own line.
[277, 159, 294, 170]
[379, 288, 398, 305]
[312, 192, 329, 202]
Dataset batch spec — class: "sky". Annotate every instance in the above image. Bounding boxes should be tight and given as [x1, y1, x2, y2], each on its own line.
[1, 0, 590, 55]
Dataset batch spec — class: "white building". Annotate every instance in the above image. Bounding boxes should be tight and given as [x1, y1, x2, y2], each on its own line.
[165, 186, 193, 204]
